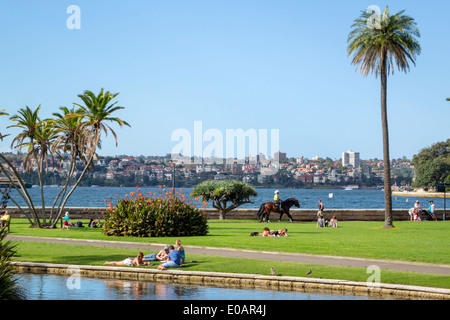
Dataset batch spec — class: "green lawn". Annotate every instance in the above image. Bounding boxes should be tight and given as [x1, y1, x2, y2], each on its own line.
[9, 219, 450, 264]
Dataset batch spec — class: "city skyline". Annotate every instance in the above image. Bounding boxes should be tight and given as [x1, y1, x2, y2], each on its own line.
[0, 1, 448, 161]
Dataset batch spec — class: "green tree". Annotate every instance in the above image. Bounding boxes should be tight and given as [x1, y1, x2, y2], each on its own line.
[191, 180, 257, 220]
[413, 139, 450, 188]
[348, 6, 421, 228]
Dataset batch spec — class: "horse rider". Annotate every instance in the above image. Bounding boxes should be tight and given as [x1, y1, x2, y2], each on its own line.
[274, 190, 282, 212]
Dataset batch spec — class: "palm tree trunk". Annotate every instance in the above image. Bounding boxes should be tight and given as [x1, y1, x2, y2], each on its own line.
[380, 51, 394, 228]
[51, 131, 100, 228]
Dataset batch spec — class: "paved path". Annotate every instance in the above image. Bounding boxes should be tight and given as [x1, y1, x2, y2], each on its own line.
[7, 235, 450, 276]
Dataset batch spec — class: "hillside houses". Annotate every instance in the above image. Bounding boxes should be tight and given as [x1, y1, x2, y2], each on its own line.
[1, 153, 414, 188]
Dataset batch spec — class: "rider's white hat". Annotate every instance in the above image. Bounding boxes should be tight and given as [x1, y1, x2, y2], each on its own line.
[275, 190, 279, 194]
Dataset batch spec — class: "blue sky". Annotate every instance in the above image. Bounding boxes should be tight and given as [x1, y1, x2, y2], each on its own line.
[0, 0, 448, 160]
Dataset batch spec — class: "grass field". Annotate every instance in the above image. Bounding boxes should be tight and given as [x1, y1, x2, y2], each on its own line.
[6, 219, 450, 289]
[9, 219, 450, 264]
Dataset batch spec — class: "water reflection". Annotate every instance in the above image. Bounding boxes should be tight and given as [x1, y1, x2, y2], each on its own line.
[103, 279, 196, 300]
[18, 273, 383, 300]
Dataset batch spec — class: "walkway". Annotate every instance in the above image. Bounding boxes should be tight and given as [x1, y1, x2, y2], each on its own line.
[7, 235, 450, 276]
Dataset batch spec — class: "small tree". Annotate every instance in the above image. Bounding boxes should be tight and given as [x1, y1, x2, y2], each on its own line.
[191, 180, 257, 220]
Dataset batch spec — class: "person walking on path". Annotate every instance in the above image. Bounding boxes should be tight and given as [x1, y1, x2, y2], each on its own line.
[428, 201, 437, 221]
[317, 200, 324, 217]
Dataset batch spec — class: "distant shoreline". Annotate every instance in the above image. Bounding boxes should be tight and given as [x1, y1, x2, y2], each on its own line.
[393, 191, 446, 199]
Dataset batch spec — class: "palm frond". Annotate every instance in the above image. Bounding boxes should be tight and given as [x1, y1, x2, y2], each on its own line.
[347, 6, 421, 77]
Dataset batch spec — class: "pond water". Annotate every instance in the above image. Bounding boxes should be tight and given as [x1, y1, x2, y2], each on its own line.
[17, 273, 385, 300]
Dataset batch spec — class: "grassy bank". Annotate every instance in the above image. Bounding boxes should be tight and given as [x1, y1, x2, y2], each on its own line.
[8, 220, 450, 264]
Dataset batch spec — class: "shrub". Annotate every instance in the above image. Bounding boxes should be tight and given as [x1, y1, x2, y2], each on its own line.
[102, 188, 208, 237]
[0, 229, 26, 300]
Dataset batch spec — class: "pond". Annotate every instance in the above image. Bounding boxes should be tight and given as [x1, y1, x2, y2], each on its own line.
[17, 273, 385, 300]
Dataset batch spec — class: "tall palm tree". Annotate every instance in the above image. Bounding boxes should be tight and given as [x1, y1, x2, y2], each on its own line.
[49, 106, 88, 226]
[348, 6, 421, 228]
[4, 106, 44, 226]
[75, 88, 130, 153]
[52, 89, 130, 226]
[21, 119, 58, 224]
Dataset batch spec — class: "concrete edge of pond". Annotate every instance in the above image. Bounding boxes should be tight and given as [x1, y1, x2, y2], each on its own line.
[10, 261, 450, 300]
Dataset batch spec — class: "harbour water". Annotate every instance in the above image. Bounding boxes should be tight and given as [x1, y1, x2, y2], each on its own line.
[7, 186, 446, 210]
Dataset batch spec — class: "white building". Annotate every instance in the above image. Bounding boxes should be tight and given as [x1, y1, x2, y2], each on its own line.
[342, 150, 360, 169]
[296, 156, 309, 166]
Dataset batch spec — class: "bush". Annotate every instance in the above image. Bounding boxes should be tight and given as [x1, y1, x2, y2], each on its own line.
[0, 229, 26, 300]
[102, 188, 208, 237]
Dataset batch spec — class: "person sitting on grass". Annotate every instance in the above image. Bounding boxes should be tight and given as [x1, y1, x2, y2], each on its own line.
[105, 252, 147, 266]
[329, 215, 338, 228]
[0, 211, 11, 229]
[144, 246, 169, 262]
[176, 240, 185, 266]
[157, 245, 182, 270]
[317, 214, 328, 227]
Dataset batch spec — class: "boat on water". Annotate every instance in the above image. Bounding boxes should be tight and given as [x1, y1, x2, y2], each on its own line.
[343, 185, 359, 190]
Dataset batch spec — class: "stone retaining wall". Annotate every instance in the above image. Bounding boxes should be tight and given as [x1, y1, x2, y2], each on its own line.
[5, 207, 446, 221]
[11, 262, 450, 300]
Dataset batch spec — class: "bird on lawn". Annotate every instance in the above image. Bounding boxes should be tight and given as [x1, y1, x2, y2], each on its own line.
[306, 269, 312, 276]
[271, 267, 276, 276]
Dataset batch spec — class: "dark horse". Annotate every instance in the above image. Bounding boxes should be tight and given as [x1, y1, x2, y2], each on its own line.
[256, 198, 300, 223]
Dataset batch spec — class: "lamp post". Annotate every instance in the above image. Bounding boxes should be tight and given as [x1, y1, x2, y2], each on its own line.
[436, 182, 449, 221]
[171, 160, 175, 190]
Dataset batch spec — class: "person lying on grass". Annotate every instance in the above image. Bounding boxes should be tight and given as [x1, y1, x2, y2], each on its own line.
[251, 227, 289, 237]
[270, 228, 289, 237]
[104, 252, 149, 266]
